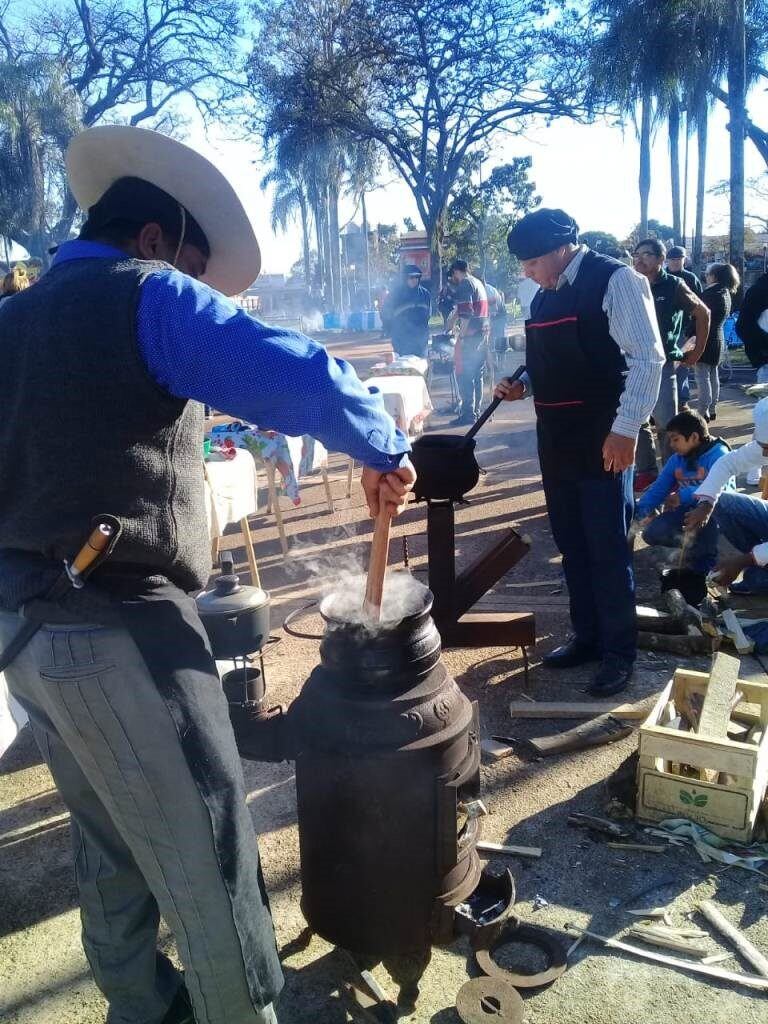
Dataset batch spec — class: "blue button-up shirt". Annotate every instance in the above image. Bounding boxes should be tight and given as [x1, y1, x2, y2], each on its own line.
[52, 241, 410, 471]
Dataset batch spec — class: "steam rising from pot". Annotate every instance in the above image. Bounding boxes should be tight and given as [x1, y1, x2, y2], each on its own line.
[321, 570, 428, 628]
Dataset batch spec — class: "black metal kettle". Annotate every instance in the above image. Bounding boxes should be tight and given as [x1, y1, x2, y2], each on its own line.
[196, 552, 271, 659]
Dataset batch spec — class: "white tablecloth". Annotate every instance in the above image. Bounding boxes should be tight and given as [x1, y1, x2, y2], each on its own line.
[367, 374, 433, 435]
[204, 448, 259, 539]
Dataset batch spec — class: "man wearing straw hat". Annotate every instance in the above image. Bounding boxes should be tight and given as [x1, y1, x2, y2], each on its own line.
[0, 126, 415, 1024]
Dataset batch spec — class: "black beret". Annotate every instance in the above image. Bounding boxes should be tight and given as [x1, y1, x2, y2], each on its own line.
[404, 264, 422, 276]
[507, 208, 579, 260]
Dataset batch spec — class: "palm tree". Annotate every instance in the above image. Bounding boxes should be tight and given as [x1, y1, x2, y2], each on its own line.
[345, 139, 380, 307]
[675, 1, 731, 270]
[261, 166, 312, 287]
[0, 57, 80, 259]
[588, 1, 696, 239]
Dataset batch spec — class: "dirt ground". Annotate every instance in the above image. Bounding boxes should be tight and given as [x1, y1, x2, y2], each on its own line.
[1, 333, 767, 1024]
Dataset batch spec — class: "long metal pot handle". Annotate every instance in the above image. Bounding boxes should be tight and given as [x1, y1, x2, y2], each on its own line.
[463, 364, 527, 443]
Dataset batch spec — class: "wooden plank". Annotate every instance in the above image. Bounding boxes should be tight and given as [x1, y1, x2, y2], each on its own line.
[697, 652, 741, 739]
[627, 927, 710, 957]
[637, 630, 712, 655]
[480, 738, 515, 762]
[564, 925, 768, 991]
[698, 900, 768, 978]
[509, 701, 649, 721]
[639, 725, 758, 777]
[522, 715, 633, 757]
[721, 609, 755, 654]
[476, 841, 542, 858]
[607, 842, 666, 853]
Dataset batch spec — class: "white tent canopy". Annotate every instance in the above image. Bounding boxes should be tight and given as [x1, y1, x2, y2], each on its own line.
[0, 237, 31, 264]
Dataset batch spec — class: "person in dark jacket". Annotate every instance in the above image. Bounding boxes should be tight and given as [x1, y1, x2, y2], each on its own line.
[385, 264, 432, 358]
[632, 238, 710, 481]
[737, 271, 768, 381]
[694, 263, 740, 422]
[666, 245, 703, 407]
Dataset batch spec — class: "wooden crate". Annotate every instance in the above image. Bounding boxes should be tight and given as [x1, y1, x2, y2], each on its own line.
[636, 669, 768, 842]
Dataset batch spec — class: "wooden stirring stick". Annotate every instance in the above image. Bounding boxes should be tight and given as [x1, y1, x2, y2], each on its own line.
[363, 506, 392, 621]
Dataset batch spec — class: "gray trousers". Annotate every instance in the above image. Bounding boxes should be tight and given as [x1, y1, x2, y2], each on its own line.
[694, 362, 720, 418]
[636, 359, 678, 474]
[0, 612, 279, 1024]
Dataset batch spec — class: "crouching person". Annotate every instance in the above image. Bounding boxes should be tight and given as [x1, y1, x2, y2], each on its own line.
[637, 410, 733, 577]
[685, 397, 768, 593]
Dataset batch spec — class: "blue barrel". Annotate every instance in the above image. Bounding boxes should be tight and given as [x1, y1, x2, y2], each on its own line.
[323, 312, 342, 329]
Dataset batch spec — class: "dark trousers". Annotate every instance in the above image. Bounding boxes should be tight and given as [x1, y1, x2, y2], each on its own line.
[457, 339, 487, 418]
[543, 469, 636, 661]
[642, 506, 718, 574]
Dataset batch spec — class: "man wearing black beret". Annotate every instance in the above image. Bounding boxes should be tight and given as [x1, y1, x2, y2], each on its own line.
[495, 208, 664, 695]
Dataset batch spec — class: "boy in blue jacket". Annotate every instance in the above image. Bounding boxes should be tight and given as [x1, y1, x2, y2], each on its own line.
[637, 410, 733, 573]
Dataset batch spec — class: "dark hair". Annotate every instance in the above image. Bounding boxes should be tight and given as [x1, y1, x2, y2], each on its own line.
[635, 238, 666, 259]
[78, 177, 210, 258]
[706, 262, 740, 294]
[666, 409, 709, 440]
[449, 259, 469, 274]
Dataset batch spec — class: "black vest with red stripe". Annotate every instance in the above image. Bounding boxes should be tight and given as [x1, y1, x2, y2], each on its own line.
[526, 249, 626, 480]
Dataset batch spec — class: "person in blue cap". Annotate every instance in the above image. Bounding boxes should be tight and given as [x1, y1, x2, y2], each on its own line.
[495, 208, 664, 695]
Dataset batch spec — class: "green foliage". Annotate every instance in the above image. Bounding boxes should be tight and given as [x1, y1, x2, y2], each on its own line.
[0, 56, 80, 254]
[0, 0, 243, 255]
[580, 230, 625, 256]
[249, 0, 587, 287]
[445, 156, 540, 289]
[625, 219, 676, 248]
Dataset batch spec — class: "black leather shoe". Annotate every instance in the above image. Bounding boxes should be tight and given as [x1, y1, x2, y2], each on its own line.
[588, 656, 634, 696]
[542, 640, 600, 669]
[161, 986, 194, 1024]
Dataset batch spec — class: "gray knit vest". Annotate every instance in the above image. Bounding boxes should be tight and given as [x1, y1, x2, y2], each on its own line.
[0, 257, 209, 609]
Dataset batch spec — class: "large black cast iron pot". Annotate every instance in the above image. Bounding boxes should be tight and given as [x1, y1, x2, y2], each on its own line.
[196, 552, 271, 658]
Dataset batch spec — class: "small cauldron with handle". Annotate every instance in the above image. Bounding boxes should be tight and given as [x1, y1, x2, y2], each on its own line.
[196, 551, 271, 659]
[410, 365, 526, 501]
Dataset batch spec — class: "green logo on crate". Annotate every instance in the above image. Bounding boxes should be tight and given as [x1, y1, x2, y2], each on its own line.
[679, 789, 708, 808]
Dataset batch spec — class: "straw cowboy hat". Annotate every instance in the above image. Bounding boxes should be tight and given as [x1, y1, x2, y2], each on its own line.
[66, 125, 260, 296]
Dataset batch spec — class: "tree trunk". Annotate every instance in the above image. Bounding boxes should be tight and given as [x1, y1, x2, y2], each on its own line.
[639, 88, 653, 239]
[477, 214, 487, 278]
[298, 193, 311, 287]
[682, 112, 690, 244]
[669, 97, 682, 243]
[312, 198, 325, 298]
[728, 0, 746, 295]
[427, 211, 445, 294]
[693, 102, 708, 272]
[322, 190, 335, 309]
[361, 191, 372, 308]
[328, 180, 342, 311]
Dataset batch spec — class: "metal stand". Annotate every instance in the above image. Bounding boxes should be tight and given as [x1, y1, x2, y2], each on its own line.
[425, 501, 535, 653]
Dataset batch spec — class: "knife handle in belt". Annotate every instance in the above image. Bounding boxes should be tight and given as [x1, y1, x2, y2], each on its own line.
[67, 522, 115, 587]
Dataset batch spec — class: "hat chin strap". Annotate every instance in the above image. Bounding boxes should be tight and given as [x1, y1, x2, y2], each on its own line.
[171, 204, 186, 268]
